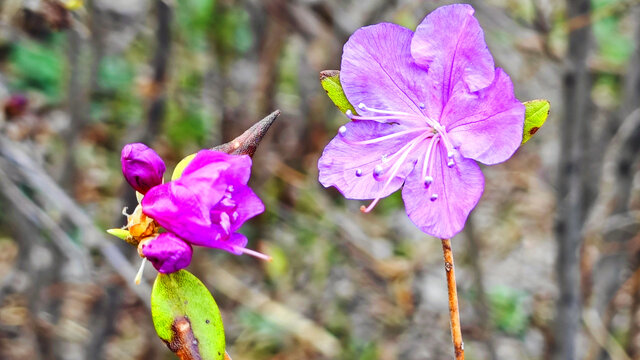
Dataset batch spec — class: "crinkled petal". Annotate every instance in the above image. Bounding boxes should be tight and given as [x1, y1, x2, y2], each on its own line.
[206, 232, 249, 255]
[182, 150, 252, 185]
[318, 121, 421, 200]
[142, 233, 193, 274]
[411, 4, 495, 106]
[341, 23, 432, 126]
[141, 180, 227, 243]
[228, 184, 265, 233]
[402, 143, 484, 238]
[443, 69, 525, 165]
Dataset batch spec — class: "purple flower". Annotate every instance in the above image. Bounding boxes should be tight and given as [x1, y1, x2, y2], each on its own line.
[141, 233, 193, 273]
[121, 143, 166, 194]
[142, 150, 268, 259]
[318, 4, 524, 239]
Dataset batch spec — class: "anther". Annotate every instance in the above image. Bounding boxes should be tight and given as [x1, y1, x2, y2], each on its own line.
[419, 103, 426, 109]
[424, 176, 433, 187]
[355, 168, 363, 177]
[358, 103, 366, 110]
[345, 110, 353, 119]
[338, 126, 347, 136]
[447, 159, 455, 167]
[430, 194, 438, 201]
[447, 150, 454, 158]
[373, 165, 383, 178]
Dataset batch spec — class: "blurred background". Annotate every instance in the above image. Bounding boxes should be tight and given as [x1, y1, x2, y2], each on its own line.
[0, 0, 638, 359]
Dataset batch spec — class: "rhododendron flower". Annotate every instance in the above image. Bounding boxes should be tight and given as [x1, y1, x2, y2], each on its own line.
[121, 143, 166, 194]
[120, 145, 268, 274]
[318, 4, 524, 238]
[142, 150, 266, 258]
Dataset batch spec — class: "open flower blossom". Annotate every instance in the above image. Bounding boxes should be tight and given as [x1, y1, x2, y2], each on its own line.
[119, 144, 268, 274]
[318, 4, 525, 238]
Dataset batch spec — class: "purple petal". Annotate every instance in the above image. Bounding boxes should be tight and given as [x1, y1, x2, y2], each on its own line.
[341, 23, 432, 126]
[411, 4, 495, 105]
[182, 150, 252, 185]
[142, 179, 227, 243]
[121, 143, 166, 194]
[142, 233, 192, 273]
[443, 69, 525, 165]
[402, 142, 484, 238]
[227, 184, 265, 233]
[318, 120, 421, 200]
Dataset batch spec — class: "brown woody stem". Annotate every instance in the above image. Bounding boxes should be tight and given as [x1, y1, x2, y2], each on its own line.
[442, 238, 465, 360]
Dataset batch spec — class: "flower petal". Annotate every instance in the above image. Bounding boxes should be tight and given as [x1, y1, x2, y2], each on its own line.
[318, 121, 421, 200]
[402, 143, 484, 238]
[142, 233, 193, 274]
[228, 184, 265, 233]
[443, 69, 525, 165]
[142, 179, 227, 243]
[341, 23, 432, 126]
[411, 4, 495, 103]
[182, 150, 252, 185]
[121, 143, 166, 194]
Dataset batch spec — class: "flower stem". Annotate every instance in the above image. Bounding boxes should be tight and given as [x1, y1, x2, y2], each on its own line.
[441, 238, 464, 360]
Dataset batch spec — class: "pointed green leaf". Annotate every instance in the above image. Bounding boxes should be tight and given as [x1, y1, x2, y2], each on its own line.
[106, 228, 130, 240]
[151, 270, 225, 360]
[522, 100, 550, 144]
[320, 70, 357, 114]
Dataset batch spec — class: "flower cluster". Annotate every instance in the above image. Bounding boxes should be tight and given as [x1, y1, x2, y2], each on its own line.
[119, 143, 267, 274]
[318, 4, 524, 239]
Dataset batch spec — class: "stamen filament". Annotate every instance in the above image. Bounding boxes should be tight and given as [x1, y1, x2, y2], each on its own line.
[135, 258, 147, 285]
[238, 247, 272, 261]
[349, 114, 424, 123]
[345, 128, 429, 145]
[361, 134, 427, 213]
[422, 135, 440, 183]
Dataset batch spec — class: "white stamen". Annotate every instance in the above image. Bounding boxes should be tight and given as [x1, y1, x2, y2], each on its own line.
[424, 176, 433, 187]
[135, 258, 147, 285]
[355, 169, 363, 177]
[358, 103, 366, 109]
[419, 103, 426, 109]
[430, 194, 438, 201]
[447, 150, 455, 158]
[344, 128, 429, 145]
[345, 110, 353, 119]
[447, 159, 455, 167]
[238, 247, 272, 261]
[338, 126, 347, 135]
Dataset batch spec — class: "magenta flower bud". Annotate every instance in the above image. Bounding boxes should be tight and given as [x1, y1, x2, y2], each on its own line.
[141, 233, 192, 273]
[121, 143, 166, 194]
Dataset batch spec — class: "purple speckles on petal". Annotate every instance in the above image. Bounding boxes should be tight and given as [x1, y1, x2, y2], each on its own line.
[317, 4, 522, 239]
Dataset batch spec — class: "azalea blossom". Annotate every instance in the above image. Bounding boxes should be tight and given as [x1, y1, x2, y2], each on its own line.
[318, 4, 524, 238]
[119, 144, 268, 274]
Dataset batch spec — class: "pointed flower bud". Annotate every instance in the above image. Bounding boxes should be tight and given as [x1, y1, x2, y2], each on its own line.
[121, 143, 166, 194]
[140, 233, 193, 274]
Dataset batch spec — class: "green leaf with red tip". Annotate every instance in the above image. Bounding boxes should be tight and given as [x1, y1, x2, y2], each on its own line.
[151, 270, 225, 360]
[522, 100, 550, 144]
[320, 70, 357, 115]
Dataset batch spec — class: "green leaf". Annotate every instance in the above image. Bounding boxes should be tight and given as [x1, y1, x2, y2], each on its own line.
[106, 228, 130, 240]
[151, 270, 225, 360]
[522, 99, 550, 144]
[171, 153, 196, 180]
[320, 70, 356, 114]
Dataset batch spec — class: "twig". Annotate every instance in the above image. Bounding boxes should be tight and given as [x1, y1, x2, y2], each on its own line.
[441, 238, 464, 360]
